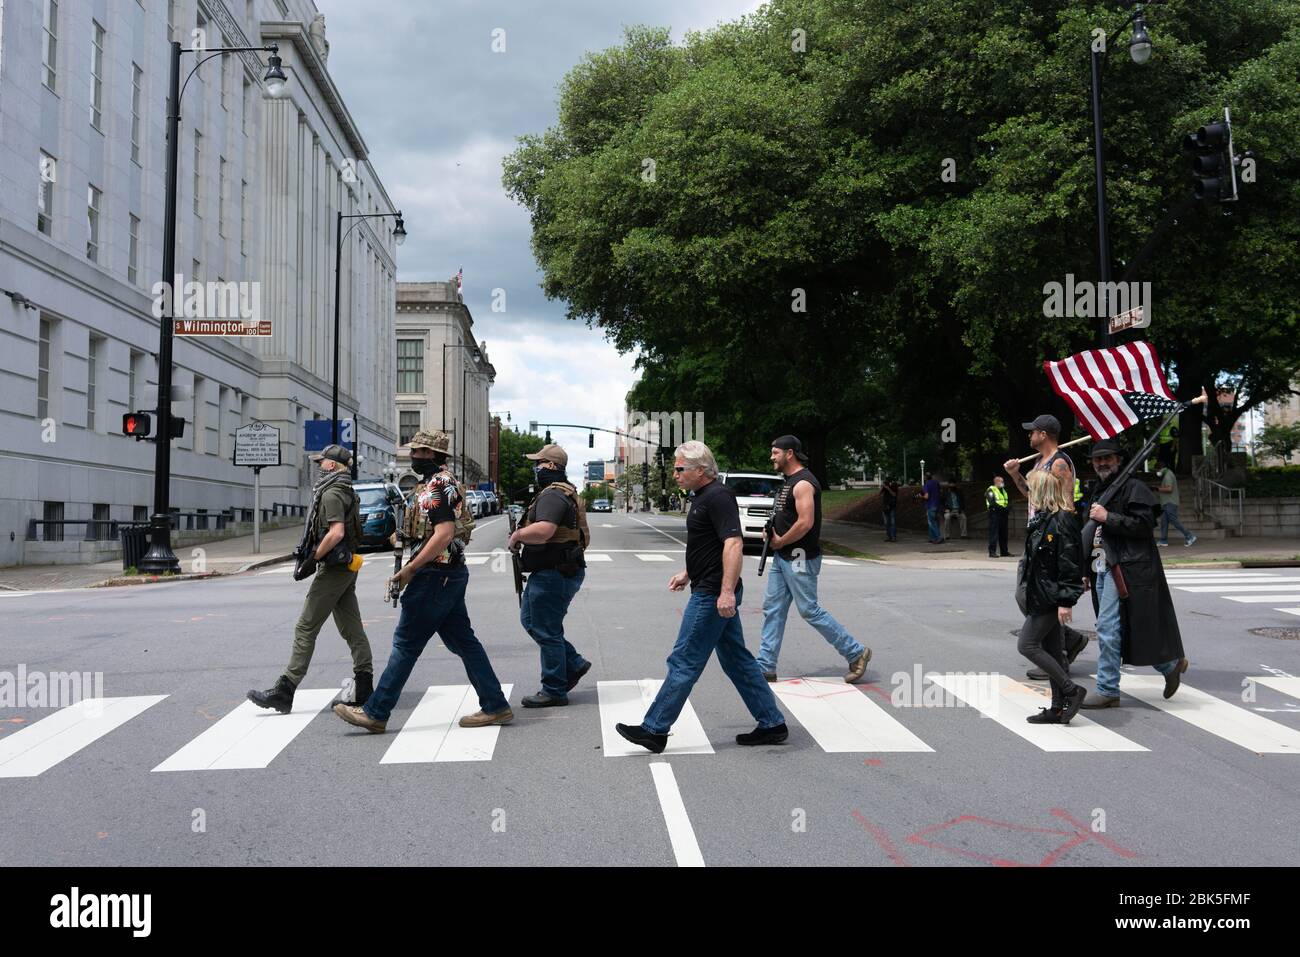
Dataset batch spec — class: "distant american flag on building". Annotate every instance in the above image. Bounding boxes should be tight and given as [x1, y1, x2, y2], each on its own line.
[1043, 341, 1178, 441]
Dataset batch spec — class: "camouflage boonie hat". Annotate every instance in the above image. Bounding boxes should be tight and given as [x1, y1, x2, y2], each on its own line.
[408, 429, 450, 453]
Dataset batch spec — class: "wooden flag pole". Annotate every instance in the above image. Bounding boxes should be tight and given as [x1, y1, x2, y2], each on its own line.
[1014, 388, 1208, 465]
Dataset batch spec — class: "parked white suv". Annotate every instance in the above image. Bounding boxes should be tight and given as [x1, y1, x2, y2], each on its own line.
[718, 472, 784, 543]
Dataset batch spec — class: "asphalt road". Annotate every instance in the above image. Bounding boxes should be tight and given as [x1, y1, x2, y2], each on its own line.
[2, 512, 1299, 867]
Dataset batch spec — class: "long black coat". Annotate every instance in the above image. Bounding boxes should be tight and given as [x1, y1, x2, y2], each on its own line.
[1085, 475, 1184, 666]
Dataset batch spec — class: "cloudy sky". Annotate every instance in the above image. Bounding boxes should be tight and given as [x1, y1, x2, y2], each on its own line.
[314, 0, 764, 478]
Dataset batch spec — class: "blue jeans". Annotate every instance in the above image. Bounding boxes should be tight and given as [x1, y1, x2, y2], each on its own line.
[1093, 566, 1180, 699]
[364, 563, 509, 722]
[882, 507, 897, 539]
[926, 508, 942, 542]
[521, 567, 588, 697]
[757, 554, 864, 673]
[1159, 504, 1193, 544]
[642, 585, 785, 735]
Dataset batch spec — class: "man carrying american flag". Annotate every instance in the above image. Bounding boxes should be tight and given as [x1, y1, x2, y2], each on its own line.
[1041, 342, 1198, 708]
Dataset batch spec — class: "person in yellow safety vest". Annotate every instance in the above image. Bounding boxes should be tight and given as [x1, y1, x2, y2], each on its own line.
[1072, 476, 1088, 521]
[985, 476, 1011, 557]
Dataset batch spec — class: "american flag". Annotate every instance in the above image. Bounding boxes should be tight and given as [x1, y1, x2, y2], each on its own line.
[456, 266, 463, 292]
[1043, 341, 1178, 441]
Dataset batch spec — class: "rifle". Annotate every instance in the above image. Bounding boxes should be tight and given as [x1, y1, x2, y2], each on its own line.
[757, 520, 773, 577]
[385, 487, 417, 606]
[507, 509, 526, 606]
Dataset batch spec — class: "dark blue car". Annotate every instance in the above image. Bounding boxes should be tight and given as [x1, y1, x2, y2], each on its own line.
[354, 482, 406, 550]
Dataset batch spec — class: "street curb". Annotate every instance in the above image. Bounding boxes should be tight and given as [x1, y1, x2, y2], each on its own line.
[89, 571, 223, 588]
[236, 553, 294, 573]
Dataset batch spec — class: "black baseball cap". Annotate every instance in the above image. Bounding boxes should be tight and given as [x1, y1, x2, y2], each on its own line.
[1022, 414, 1062, 435]
[1088, 438, 1124, 459]
[772, 435, 809, 464]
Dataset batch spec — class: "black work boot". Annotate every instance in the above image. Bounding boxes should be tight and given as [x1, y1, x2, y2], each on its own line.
[353, 671, 374, 708]
[248, 676, 296, 714]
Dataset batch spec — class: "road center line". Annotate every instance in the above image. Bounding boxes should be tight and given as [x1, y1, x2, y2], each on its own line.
[628, 515, 688, 548]
[649, 762, 705, 867]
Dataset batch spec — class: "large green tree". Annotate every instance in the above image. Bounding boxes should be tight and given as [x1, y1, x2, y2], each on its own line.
[505, 1, 1300, 480]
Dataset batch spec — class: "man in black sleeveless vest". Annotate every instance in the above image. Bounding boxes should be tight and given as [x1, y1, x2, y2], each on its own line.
[756, 436, 872, 683]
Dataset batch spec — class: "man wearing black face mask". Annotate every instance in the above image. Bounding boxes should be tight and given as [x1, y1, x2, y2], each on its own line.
[509, 444, 592, 707]
[249, 443, 372, 714]
[334, 430, 513, 733]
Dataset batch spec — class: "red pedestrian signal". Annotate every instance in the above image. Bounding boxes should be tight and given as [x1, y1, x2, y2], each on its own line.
[122, 412, 152, 438]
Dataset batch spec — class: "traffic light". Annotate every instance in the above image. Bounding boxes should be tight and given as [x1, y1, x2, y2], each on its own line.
[641, 462, 649, 483]
[122, 411, 152, 439]
[544, 429, 551, 444]
[588, 432, 594, 448]
[1183, 111, 1237, 203]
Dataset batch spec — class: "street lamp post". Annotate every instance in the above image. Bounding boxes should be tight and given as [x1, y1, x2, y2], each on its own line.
[331, 209, 406, 460]
[1089, 1, 1155, 349]
[138, 40, 287, 574]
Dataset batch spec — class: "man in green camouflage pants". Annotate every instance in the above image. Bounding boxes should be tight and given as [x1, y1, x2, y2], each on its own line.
[248, 443, 373, 713]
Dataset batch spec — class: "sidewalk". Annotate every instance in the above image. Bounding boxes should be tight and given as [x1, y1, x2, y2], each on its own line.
[822, 519, 1300, 571]
[0, 524, 301, 592]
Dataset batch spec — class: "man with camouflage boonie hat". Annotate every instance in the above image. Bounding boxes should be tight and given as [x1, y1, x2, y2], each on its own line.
[334, 427, 513, 733]
[249, 442, 373, 714]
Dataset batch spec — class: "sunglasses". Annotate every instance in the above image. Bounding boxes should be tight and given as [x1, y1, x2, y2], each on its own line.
[674, 465, 694, 473]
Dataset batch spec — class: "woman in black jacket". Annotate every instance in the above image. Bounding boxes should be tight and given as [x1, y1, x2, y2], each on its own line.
[1016, 470, 1087, 724]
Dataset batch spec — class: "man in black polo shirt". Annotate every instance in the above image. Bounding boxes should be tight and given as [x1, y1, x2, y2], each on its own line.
[757, 435, 872, 683]
[616, 441, 787, 754]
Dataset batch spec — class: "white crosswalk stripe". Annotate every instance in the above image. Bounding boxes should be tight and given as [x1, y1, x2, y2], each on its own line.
[382, 684, 514, 763]
[0, 696, 167, 778]
[584, 553, 614, 561]
[1110, 676, 1300, 754]
[152, 689, 337, 771]
[634, 553, 674, 563]
[929, 674, 1148, 752]
[1252, 676, 1300, 700]
[1166, 570, 1300, 617]
[597, 680, 714, 755]
[770, 677, 932, 752]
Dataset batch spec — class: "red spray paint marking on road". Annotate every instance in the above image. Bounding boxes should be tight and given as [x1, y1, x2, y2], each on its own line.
[851, 810, 910, 867]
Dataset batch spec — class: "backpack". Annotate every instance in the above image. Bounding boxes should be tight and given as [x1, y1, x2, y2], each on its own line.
[452, 479, 476, 545]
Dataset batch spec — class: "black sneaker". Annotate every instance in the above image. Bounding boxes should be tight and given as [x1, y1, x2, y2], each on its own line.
[522, 691, 568, 708]
[615, 722, 667, 754]
[566, 661, 592, 693]
[1065, 629, 1089, 664]
[736, 722, 789, 746]
[1061, 686, 1088, 724]
[1025, 708, 1063, 724]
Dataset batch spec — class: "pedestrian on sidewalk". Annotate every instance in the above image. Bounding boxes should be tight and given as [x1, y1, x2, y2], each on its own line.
[985, 475, 1011, 557]
[943, 482, 968, 539]
[881, 478, 899, 542]
[919, 472, 943, 543]
[1014, 471, 1088, 725]
[509, 443, 593, 708]
[333, 431, 512, 733]
[616, 441, 787, 754]
[1081, 439, 1188, 710]
[248, 444, 372, 714]
[1156, 452, 1197, 547]
[755, 435, 872, 684]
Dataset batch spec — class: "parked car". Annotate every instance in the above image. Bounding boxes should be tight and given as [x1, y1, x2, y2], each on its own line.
[353, 482, 406, 549]
[481, 491, 499, 515]
[507, 504, 524, 524]
[464, 489, 485, 518]
[718, 472, 783, 544]
[590, 498, 611, 512]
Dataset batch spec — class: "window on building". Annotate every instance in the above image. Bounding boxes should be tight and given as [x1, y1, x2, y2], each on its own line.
[397, 340, 423, 393]
[131, 64, 143, 164]
[220, 50, 231, 110]
[92, 503, 111, 540]
[43, 501, 65, 542]
[90, 20, 105, 129]
[86, 184, 102, 262]
[38, 152, 56, 235]
[192, 258, 201, 283]
[133, 505, 148, 523]
[193, 130, 203, 217]
[242, 77, 252, 135]
[42, 0, 58, 91]
[218, 158, 229, 237]
[240, 180, 249, 256]
[87, 336, 101, 430]
[399, 411, 421, 446]
[128, 349, 142, 411]
[37, 318, 52, 419]
[128, 214, 141, 284]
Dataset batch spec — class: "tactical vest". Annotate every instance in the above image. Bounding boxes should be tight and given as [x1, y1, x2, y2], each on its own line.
[524, 482, 589, 549]
[401, 470, 475, 554]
